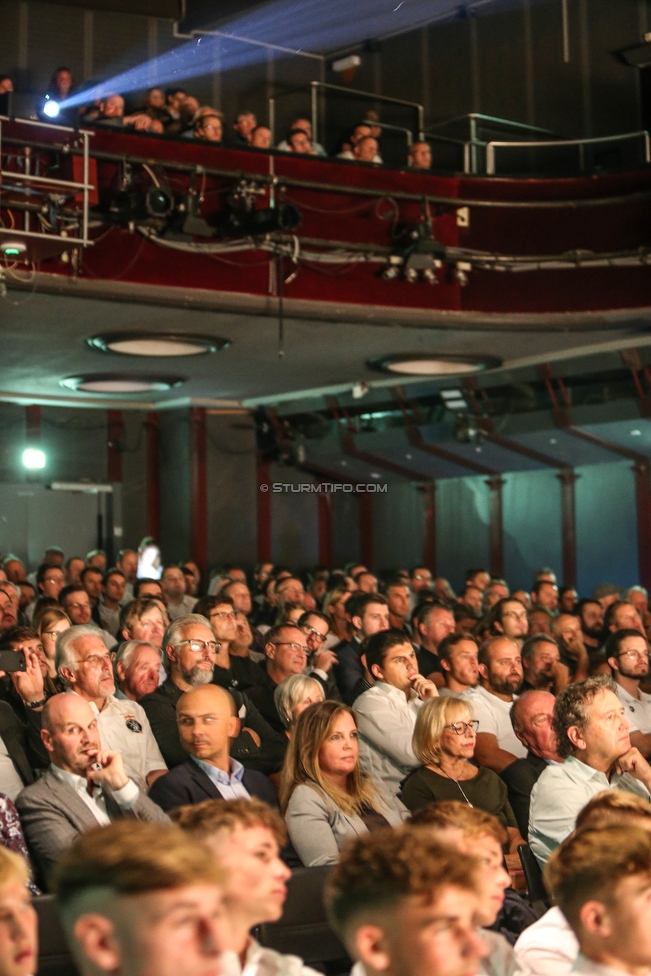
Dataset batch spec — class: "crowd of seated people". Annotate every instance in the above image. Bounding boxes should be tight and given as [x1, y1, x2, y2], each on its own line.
[0, 543, 649, 973]
[1, 65, 434, 170]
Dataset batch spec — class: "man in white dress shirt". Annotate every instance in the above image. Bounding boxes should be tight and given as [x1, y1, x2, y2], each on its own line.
[472, 637, 527, 773]
[529, 675, 651, 865]
[546, 822, 651, 976]
[354, 629, 438, 795]
[56, 624, 167, 792]
[606, 628, 651, 757]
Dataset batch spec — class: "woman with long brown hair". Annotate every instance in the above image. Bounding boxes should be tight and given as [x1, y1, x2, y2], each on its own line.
[281, 700, 408, 866]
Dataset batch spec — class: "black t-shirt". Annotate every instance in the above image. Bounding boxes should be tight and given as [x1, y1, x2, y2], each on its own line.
[417, 646, 443, 678]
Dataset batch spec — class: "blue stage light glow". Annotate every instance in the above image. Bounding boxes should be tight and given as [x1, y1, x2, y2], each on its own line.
[58, 0, 524, 111]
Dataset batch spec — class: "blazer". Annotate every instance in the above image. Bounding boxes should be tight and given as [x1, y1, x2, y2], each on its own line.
[285, 781, 409, 867]
[16, 767, 170, 888]
[148, 757, 279, 812]
[140, 677, 286, 775]
[499, 751, 548, 838]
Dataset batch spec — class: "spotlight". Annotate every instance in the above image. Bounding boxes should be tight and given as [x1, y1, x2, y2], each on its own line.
[109, 189, 146, 225]
[42, 97, 60, 119]
[226, 203, 301, 238]
[1, 241, 27, 258]
[455, 262, 472, 287]
[422, 268, 438, 284]
[331, 55, 362, 72]
[404, 267, 418, 283]
[146, 186, 175, 218]
[22, 448, 46, 470]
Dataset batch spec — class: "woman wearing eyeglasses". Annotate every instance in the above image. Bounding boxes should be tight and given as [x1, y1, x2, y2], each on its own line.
[400, 696, 524, 852]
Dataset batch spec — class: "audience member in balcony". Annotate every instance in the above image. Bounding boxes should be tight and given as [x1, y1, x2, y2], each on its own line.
[353, 135, 380, 163]
[93, 94, 126, 127]
[274, 674, 325, 737]
[337, 124, 383, 163]
[166, 95, 200, 136]
[38, 67, 77, 125]
[231, 110, 257, 147]
[409, 141, 432, 170]
[282, 700, 408, 866]
[284, 128, 315, 155]
[165, 86, 187, 120]
[251, 124, 272, 149]
[276, 117, 326, 155]
[193, 113, 223, 144]
[0, 75, 13, 116]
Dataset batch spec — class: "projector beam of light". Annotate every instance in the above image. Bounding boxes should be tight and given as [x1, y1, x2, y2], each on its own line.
[59, 0, 531, 111]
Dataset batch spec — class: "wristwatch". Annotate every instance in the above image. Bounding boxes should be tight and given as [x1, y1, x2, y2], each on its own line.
[24, 697, 47, 709]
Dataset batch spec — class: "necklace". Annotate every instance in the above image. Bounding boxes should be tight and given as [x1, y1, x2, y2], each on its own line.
[434, 763, 474, 807]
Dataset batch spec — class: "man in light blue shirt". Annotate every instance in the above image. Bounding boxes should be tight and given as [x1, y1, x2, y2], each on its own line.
[529, 675, 651, 865]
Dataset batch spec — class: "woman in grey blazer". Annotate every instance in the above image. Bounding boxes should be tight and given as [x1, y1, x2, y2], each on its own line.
[281, 700, 409, 866]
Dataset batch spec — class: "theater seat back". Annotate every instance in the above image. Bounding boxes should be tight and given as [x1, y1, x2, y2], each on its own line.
[34, 895, 79, 976]
[258, 866, 350, 970]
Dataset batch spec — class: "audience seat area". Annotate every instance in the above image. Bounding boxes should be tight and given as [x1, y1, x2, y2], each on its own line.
[258, 866, 350, 973]
[34, 895, 79, 976]
[517, 844, 550, 915]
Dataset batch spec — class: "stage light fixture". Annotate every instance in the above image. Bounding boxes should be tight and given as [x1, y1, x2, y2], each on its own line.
[146, 186, 175, 218]
[87, 333, 230, 357]
[61, 374, 184, 394]
[42, 97, 60, 118]
[226, 203, 301, 238]
[368, 354, 501, 377]
[22, 448, 46, 470]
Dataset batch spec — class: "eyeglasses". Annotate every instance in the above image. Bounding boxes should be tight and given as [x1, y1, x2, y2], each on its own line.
[302, 626, 328, 643]
[175, 639, 220, 654]
[270, 642, 309, 654]
[67, 602, 90, 611]
[210, 611, 236, 622]
[445, 720, 479, 735]
[78, 654, 112, 668]
[618, 649, 649, 661]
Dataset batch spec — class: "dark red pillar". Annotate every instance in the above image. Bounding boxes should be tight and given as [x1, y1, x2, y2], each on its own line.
[145, 412, 160, 542]
[634, 460, 651, 592]
[318, 489, 333, 569]
[257, 457, 271, 564]
[359, 493, 373, 569]
[558, 469, 578, 587]
[25, 405, 41, 441]
[486, 476, 505, 578]
[190, 407, 208, 579]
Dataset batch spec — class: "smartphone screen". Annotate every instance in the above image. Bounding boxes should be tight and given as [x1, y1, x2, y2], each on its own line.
[137, 543, 162, 580]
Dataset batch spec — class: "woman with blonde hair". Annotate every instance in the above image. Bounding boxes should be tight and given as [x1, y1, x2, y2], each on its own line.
[34, 606, 70, 681]
[400, 695, 523, 851]
[0, 846, 38, 974]
[281, 700, 408, 866]
[273, 674, 325, 736]
[322, 586, 353, 647]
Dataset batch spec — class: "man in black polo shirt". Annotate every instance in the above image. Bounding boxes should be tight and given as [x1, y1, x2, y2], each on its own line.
[413, 602, 455, 689]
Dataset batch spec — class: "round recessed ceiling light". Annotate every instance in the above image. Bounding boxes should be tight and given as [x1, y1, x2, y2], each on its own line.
[87, 333, 230, 357]
[368, 354, 501, 376]
[61, 374, 184, 394]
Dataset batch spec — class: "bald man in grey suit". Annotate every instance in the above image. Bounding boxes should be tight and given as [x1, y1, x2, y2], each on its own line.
[16, 694, 168, 888]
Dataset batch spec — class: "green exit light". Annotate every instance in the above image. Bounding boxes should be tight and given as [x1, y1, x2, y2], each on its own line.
[4, 248, 20, 256]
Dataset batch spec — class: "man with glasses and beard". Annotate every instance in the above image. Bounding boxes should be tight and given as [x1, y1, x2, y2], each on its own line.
[140, 615, 284, 775]
[606, 628, 651, 758]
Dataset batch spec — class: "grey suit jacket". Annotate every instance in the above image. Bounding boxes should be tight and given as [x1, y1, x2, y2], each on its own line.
[16, 768, 170, 888]
[285, 781, 409, 867]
